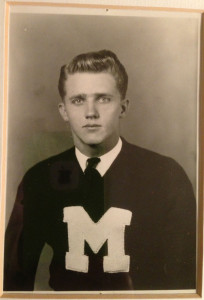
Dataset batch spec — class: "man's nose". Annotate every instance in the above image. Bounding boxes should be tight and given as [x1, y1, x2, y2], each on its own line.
[85, 101, 99, 119]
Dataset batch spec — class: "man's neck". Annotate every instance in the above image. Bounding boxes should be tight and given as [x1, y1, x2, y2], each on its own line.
[74, 137, 120, 157]
[75, 138, 122, 176]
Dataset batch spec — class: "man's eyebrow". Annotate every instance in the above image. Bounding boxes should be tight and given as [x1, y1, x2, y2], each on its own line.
[69, 94, 86, 100]
[69, 93, 113, 100]
[95, 93, 113, 98]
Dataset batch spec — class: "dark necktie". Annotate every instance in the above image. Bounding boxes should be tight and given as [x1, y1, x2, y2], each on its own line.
[85, 157, 101, 176]
[83, 157, 106, 265]
[82, 157, 104, 222]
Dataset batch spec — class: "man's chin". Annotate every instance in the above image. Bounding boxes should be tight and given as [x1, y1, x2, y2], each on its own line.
[81, 137, 107, 148]
[80, 133, 102, 143]
[85, 140, 102, 147]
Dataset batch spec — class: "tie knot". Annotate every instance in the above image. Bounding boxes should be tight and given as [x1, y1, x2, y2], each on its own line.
[86, 157, 100, 170]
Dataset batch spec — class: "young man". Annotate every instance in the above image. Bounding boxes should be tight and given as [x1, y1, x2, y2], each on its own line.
[4, 50, 196, 291]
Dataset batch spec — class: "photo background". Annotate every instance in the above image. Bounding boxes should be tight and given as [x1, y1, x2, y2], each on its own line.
[6, 10, 200, 289]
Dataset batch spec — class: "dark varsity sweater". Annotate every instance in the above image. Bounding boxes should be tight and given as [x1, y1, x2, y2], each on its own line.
[4, 139, 196, 291]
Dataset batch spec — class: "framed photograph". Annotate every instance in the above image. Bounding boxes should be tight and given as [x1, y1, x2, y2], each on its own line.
[0, 1, 203, 298]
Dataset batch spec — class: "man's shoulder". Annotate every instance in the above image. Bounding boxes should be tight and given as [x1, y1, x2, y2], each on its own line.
[122, 139, 174, 165]
[121, 139, 187, 178]
[23, 146, 76, 180]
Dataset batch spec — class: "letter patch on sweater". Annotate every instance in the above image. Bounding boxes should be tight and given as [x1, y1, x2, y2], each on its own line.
[63, 206, 132, 273]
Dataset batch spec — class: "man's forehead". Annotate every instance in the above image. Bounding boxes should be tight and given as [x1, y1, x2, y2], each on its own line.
[64, 72, 118, 95]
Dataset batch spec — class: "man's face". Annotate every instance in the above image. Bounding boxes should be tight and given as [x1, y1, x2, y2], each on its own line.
[59, 72, 129, 154]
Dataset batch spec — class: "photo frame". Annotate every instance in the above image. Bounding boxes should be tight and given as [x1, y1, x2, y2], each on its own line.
[0, 1, 203, 298]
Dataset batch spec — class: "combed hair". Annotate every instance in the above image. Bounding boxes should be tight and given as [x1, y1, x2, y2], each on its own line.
[58, 50, 128, 100]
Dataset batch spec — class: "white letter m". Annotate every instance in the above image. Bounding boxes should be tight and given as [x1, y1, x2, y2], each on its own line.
[63, 206, 132, 273]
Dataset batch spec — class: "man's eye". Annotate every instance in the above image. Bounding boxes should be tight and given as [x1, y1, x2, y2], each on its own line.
[98, 96, 111, 103]
[71, 98, 84, 105]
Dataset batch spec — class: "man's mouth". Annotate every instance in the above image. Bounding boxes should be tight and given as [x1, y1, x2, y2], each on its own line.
[83, 124, 101, 128]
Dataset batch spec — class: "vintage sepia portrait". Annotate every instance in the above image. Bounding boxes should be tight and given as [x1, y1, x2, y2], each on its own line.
[0, 2, 203, 298]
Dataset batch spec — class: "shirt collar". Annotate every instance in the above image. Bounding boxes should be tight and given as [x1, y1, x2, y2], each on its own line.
[75, 138, 122, 176]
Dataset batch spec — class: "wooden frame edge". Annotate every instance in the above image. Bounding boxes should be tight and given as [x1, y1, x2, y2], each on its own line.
[0, 291, 202, 299]
[196, 11, 204, 299]
[0, 0, 9, 298]
[0, 1, 203, 298]
[5, 0, 204, 13]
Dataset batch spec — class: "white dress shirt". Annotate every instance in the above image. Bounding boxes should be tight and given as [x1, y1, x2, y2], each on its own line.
[75, 138, 122, 177]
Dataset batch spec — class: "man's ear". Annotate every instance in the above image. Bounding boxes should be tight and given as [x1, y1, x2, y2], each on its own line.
[58, 102, 69, 122]
[120, 99, 129, 119]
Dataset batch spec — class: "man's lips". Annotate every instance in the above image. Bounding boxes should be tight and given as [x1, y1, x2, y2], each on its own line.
[82, 124, 101, 128]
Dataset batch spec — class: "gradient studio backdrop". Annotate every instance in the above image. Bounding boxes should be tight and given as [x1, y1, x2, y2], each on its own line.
[7, 12, 199, 221]
[6, 11, 199, 289]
